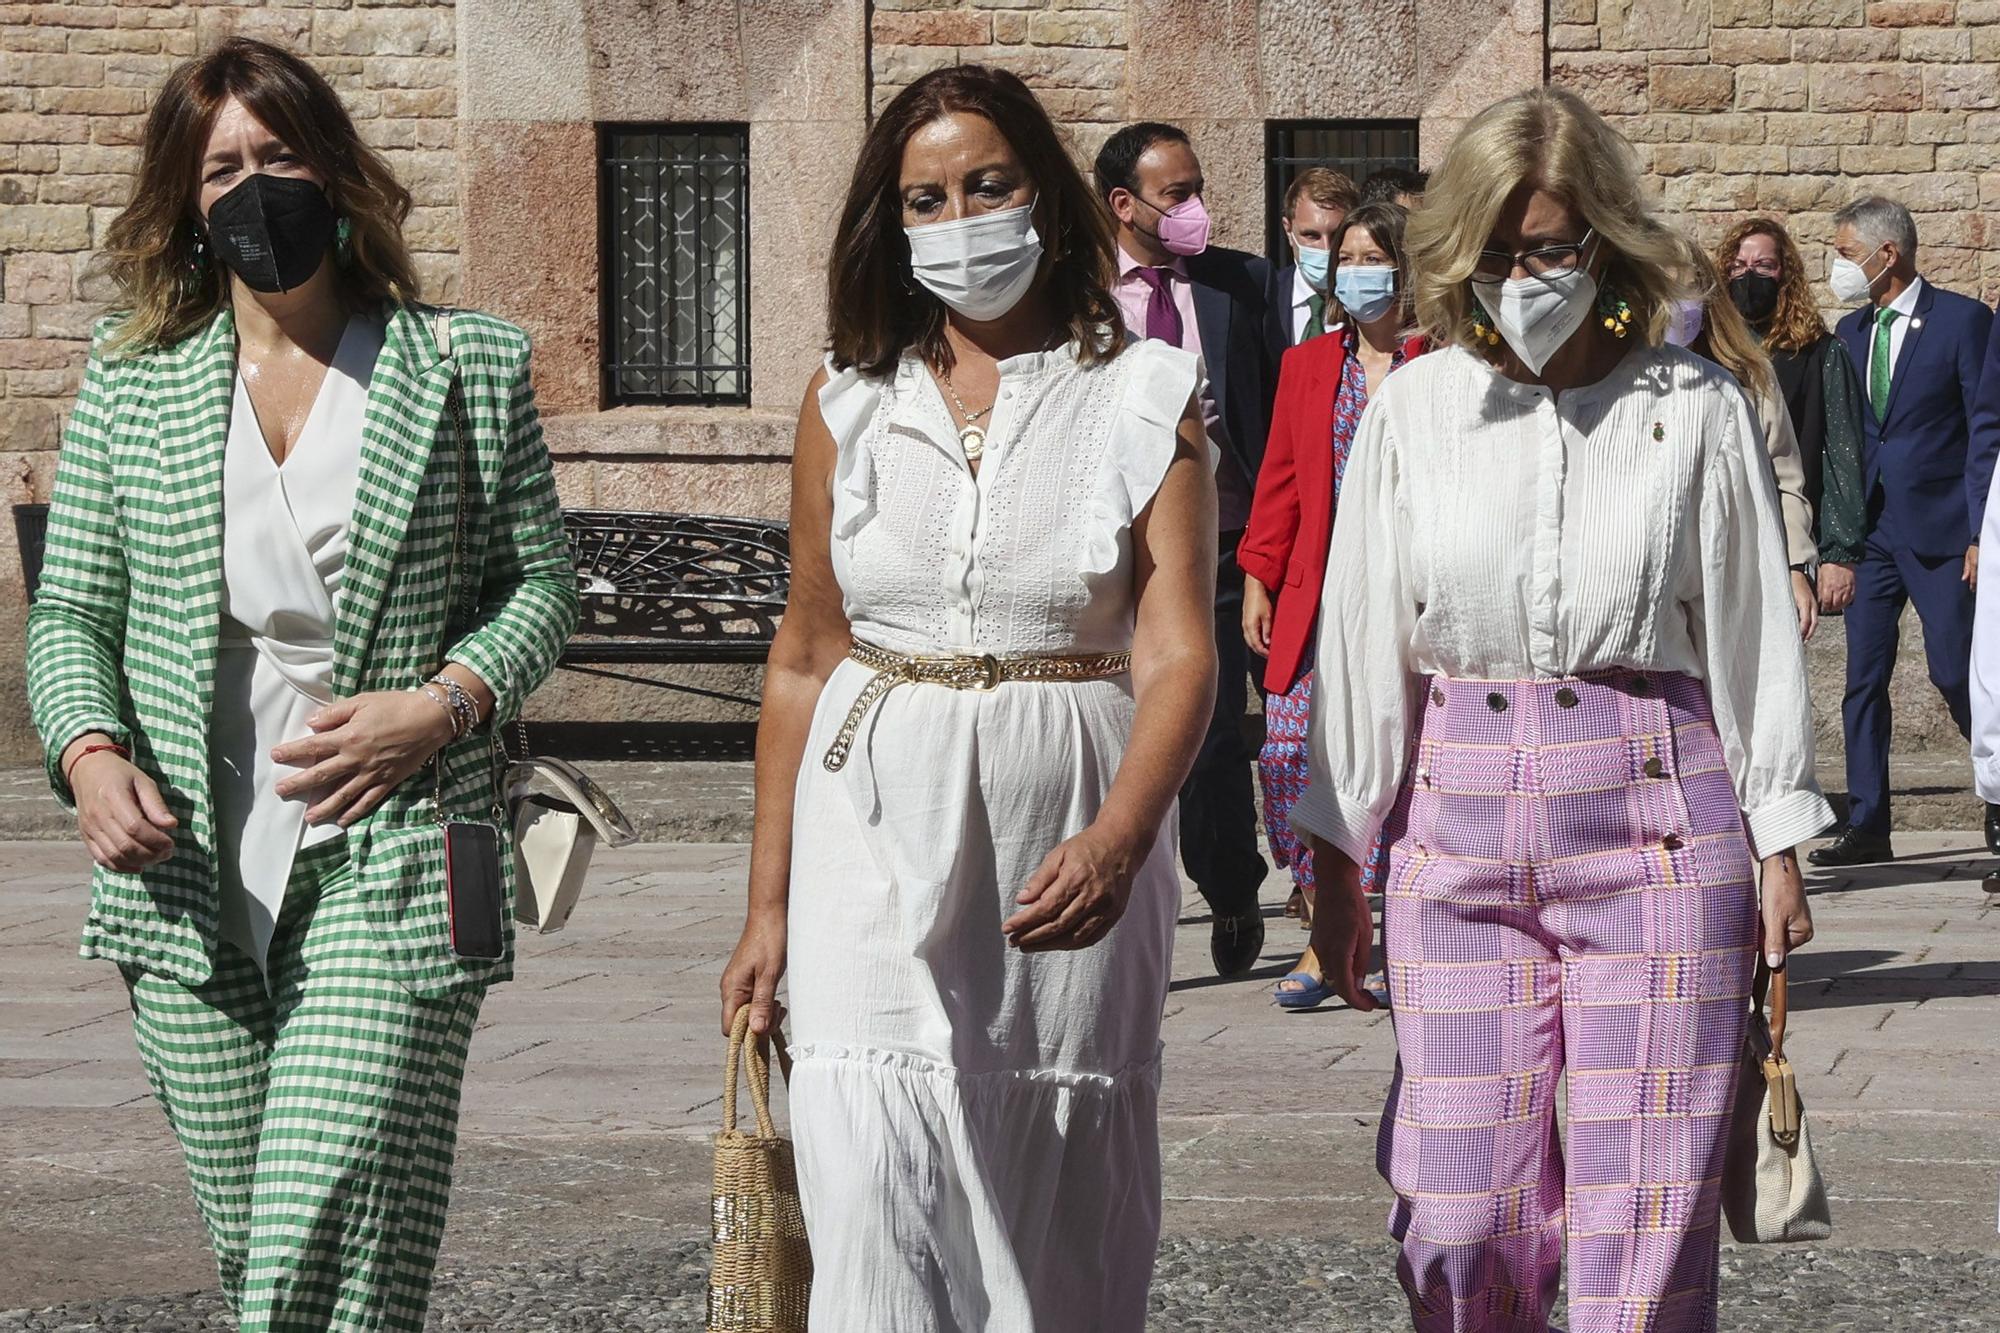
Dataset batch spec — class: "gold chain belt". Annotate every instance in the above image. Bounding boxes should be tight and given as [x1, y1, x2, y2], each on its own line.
[822, 640, 1133, 772]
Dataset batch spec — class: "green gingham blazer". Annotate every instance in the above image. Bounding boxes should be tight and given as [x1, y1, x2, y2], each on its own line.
[26, 302, 581, 998]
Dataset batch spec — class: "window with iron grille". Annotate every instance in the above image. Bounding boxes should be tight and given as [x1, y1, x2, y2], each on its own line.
[601, 124, 750, 405]
[1265, 120, 1420, 261]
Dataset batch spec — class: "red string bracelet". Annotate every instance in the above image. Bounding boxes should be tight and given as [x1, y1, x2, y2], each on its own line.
[64, 741, 129, 787]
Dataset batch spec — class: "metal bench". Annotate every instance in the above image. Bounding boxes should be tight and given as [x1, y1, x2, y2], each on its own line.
[557, 509, 789, 698]
[14, 502, 791, 679]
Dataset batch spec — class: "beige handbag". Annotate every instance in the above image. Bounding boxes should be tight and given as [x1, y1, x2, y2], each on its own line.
[430, 308, 638, 935]
[1722, 961, 1833, 1243]
[508, 753, 639, 932]
[709, 1008, 812, 1333]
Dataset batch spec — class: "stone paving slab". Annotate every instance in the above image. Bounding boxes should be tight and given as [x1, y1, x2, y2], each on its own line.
[0, 752, 1989, 841]
[2, 834, 1997, 1328]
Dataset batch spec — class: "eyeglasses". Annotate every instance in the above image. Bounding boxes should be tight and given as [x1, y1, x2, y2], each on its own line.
[1473, 229, 1596, 282]
[1726, 258, 1783, 278]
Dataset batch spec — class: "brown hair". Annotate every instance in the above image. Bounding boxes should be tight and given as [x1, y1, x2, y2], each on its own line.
[1713, 216, 1826, 355]
[826, 65, 1122, 377]
[99, 37, 419, 356]
[1326, 201, 1414, 331]
[1283, 167, 1359, 221]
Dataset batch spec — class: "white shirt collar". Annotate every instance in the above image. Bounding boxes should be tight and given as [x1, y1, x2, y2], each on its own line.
[1887, 275, 1924, 319]
[1291, 265, 1317, 310]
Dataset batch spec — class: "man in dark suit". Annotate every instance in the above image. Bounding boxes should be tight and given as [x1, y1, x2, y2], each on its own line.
[1096, 122, 1280, 976]
[1813, 196, 1998, 866]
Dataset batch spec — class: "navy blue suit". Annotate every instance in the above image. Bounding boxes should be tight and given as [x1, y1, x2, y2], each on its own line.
[1176, 245, 1280, 914]
[1835, 281, 1995, 834]
[1185, 246, 1279, 490]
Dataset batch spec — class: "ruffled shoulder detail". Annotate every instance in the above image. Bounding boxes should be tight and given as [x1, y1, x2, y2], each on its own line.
[1081, 340, 1206, 580]
[816, 355, 886, 541]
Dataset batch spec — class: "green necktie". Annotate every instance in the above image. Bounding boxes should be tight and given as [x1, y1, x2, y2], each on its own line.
[1870, 306, 1898, 424]
[1304, 291, 1326, 342]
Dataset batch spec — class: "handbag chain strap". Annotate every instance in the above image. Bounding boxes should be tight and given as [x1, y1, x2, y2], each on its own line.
[429, 308, 507, 824]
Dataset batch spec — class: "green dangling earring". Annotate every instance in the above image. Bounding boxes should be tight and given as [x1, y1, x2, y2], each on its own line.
[1595, 284, 1634, 339]
[334, 216, 353, 267]
[1469, 295, 1502, 348]
[180, 222, 211, 299]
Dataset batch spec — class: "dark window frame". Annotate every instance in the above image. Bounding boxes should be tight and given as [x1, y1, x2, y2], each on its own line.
[1264, 119, 1421, 263]
[599, 122, 752, 407]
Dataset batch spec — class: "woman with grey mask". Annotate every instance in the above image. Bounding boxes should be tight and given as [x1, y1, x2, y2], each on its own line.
[718, 65, 1216, 1331]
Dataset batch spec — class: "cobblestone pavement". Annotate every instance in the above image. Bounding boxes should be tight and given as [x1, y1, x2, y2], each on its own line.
[4, 835, 1997, 1329]
[7, 1240, 2000, 1331]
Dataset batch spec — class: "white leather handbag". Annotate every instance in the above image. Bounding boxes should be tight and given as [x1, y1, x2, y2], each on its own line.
[508, 754, 640, 933]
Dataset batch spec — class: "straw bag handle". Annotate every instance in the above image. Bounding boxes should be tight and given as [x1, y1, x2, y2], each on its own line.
[723, 1007, 792, 1138]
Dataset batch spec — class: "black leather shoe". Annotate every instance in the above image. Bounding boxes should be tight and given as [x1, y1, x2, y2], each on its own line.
[1807, 826, 1894, 867]
[1210, 908, 1266, 978]
[1985, 804, 2000, 857]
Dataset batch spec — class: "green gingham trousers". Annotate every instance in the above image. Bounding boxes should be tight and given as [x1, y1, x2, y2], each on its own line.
[122, 838, 485, 1332]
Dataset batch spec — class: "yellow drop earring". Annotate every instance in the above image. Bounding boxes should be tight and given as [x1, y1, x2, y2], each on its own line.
[1596, 286, 1634, 338]
[1469, 297, 1502, 347]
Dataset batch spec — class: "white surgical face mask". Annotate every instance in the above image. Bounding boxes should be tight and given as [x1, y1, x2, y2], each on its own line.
[904, 201, 1043, 321]
[1828, 248, 1883, 305]
[1471, 241, 1600, 375]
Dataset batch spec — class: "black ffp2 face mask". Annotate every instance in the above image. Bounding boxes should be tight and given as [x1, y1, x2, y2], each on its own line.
[1728, 271, 1781, 325]
[203, 173, 338, 293]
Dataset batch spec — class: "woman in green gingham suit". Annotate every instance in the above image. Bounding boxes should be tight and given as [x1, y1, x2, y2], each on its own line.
[26, 40, 578, 1331]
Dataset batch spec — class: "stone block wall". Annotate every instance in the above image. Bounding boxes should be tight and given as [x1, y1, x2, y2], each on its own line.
[871, 0, 1132, 162]
[1553, 0, 2000, 305]
[0, 0, 460, 762]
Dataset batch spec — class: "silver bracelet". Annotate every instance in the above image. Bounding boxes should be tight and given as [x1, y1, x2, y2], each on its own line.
[427, 673, 481, 738]
[418, 684, 466, 740]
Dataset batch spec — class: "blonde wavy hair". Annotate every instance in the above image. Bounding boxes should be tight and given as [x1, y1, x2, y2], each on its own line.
[1407, 87, 1702, 353]
[99, 38, 419, 357]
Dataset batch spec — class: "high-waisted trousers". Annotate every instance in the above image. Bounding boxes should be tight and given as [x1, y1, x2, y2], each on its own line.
[1375, 671, 1757, 1333]
[122, 838, 486, 1332]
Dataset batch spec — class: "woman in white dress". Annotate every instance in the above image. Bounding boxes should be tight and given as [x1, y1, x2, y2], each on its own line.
[719, 65, 1217, 1331]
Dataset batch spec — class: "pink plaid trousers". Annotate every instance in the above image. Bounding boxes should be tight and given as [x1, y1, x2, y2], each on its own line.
[1374, 670, 1757, 1333]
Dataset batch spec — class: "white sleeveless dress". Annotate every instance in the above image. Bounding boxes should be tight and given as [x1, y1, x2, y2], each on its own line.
[785, 337, 1201, 1332]
[210, 316, 382, 973]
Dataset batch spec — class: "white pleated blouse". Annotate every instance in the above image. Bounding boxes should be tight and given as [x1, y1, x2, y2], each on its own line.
[1288, 342, 1833, 864]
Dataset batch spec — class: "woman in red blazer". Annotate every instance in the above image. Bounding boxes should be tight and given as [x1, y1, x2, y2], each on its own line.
[1239, 201, 1428, 1008]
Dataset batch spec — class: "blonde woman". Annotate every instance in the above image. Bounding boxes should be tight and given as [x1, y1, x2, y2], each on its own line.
[1294, 87, 1826, 1332]
[27, 40, 576, 1329]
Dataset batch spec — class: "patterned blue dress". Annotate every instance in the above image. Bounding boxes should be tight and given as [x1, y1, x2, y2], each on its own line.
[1258, 329, 1406, 893]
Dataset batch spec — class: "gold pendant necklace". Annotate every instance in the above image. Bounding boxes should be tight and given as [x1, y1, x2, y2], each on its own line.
[940, 372, 994, 462]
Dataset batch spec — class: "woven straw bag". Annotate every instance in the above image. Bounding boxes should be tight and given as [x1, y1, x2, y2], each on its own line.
[709, 1008, 812, 1332]
[1722, 962, 1833, 1243]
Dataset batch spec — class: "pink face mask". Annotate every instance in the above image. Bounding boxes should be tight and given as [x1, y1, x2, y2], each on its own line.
[1147, 194, 1211, 257]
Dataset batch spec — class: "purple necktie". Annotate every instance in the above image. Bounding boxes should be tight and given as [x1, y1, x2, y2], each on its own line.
[1134, 266, 1183, 346]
